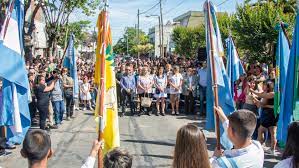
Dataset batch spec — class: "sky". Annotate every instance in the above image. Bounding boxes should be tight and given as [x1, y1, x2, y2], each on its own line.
[69, 0, 251, 45]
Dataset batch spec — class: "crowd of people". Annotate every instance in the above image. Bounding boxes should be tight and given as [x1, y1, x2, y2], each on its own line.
[115, 55, 280, 155]
[0, 53, 297, 168]
[18, 109, 299, 168]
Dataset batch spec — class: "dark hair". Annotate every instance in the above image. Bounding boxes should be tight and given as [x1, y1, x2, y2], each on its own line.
[282, 121, 299, 168]
[104, 148, 133, 168]
[37, 75, 45, 82]
[173, 124, 210, 168]
[28, 72, 34, 77]
[22, 130, 51, 164]
[263, 80, 274, 93]
[228, 110, 257, 141]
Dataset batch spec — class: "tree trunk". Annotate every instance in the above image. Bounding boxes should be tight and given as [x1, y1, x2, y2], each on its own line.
[24, 1, 41, 64]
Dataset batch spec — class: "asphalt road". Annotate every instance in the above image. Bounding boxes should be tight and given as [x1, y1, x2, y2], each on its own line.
[0, 109, 280, 168]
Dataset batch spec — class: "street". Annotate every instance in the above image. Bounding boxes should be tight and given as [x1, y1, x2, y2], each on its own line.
[1, 110, 280, 168]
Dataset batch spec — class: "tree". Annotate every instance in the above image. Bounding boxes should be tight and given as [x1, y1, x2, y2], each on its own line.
[36, 0, 100, 57]
[113, 27, 150, 56]
[57, 20, 91, 48]
[172, 26, 205, 58]
[231, 1, 295, 63]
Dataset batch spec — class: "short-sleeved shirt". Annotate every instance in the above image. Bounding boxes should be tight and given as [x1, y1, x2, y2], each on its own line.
[169, 73, 183, 94]
[51, 80, 63, 102]
[35, 84, 50, 106]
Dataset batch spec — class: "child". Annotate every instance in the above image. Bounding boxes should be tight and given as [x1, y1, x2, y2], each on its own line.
[21, 129, 102, 168]
[211, 106, 264, 167]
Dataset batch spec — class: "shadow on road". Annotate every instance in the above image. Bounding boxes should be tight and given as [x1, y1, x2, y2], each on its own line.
[134, 154, 173, 160]
[122, 139, 175, 147]
[83, 112, 94, 116]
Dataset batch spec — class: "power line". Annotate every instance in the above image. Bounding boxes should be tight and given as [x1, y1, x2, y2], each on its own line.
[140, 1, 160, 15]
[163, 0, 185, 17]
[217, 0, 231, 7]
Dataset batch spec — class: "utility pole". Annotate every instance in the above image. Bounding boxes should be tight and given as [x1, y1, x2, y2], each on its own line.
[159, 0, 164, 58]
[158, 16, 162, 59]
[137, 9, 140, 63]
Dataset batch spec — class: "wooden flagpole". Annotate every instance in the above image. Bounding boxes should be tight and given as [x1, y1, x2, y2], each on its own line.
[98, 1, 108, 167]
[207, 1, 221, 150]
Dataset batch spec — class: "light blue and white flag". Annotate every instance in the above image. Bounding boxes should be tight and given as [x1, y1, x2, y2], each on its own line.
[204, 0, 235, 149]
[0, 0, 31, 144]
[277, 15, 299, 145]
[63, 34, 79, 98]
[226, 37, 246, 97]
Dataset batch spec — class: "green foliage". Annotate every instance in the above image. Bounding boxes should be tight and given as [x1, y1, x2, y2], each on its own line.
[37, 0, 100, 56]
[58, 20, 91, 48]
[231, 1, 295, 63]
[113, 27, 151, 56]
[172, 26, 205, 58]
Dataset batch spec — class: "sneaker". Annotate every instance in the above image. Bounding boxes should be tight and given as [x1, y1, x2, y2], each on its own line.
[66, 117, 70, 121]
[83, 107, 86, 111]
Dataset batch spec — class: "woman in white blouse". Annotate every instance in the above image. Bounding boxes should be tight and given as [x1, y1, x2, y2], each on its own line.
[274, 121, 299, 168]
[154, 67, 167, 116]
[137, 66, 152, 116]
[169, 66, 183, 115]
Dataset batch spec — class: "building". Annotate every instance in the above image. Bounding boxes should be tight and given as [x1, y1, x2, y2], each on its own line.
[24, 0, 48, 61]
[148, 21, 176, 57]
[173, 11, 205, 27]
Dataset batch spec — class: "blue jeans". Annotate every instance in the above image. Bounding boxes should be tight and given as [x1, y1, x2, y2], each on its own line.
[52, 100, 65, 125]
[199, 86, 206, 114]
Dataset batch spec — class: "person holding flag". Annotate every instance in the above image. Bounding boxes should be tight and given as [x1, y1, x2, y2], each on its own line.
[204, 0, 235, 150]
[63, 34, 79, 119]
[94, 0, 120, 166]
[204, 1, 264, 167]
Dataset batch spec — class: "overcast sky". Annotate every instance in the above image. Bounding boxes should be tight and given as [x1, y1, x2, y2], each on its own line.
[69, 0, 253, 44]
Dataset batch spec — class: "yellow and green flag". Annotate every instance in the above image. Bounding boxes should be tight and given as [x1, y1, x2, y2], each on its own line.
[94, 10, 120, 153]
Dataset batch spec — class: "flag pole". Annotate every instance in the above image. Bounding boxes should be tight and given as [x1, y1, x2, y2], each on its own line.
[97, 0, 108, 167]
[207, 1, 221, 150]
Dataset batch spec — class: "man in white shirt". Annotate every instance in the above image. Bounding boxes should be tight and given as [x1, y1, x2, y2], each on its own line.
[211, 107, 264, 168]
[21, 129, 102, 168]
[197, 62, 207, 115]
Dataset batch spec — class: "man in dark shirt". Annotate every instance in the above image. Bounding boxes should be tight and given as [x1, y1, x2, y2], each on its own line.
[35, 75, 57, 130]
[116, 64, 125, 108]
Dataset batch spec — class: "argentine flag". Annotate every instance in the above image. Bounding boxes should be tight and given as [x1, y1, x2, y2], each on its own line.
[0, 0, 31, 144]
[204, 0, 235, 150]
[226, 36, 246, 98]
[63, 34, 79, 99]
